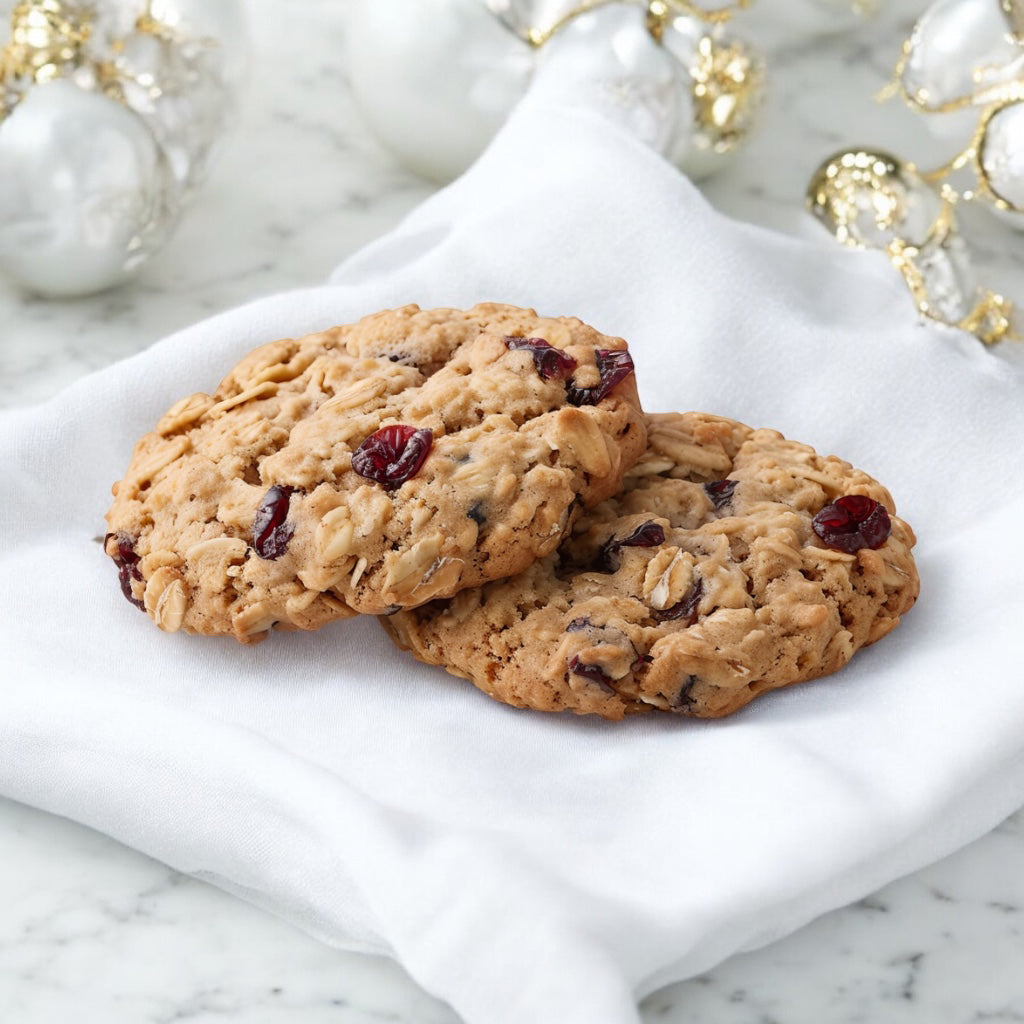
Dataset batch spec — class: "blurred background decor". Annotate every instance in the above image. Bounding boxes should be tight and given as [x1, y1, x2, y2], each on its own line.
[345, 0, 765, 184]
[807, 0, 1023, 344]
[0, 0, 246, 297]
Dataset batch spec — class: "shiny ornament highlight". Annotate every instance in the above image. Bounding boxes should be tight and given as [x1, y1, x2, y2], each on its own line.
[806, 148, 942, 249]
[0, 0, 246, 296]
[0, 78, 173, 295]
[899, 0, 1023, 114]
[980, 99, 1024, 208]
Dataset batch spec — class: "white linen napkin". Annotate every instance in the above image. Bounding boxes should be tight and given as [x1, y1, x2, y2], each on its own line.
[3, 21, 1024, 1024]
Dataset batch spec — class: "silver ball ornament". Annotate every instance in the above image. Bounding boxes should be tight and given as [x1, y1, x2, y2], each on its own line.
[0, 0, 247, 295]
[901, 0, 1023, 114]
[807, 148, 945, 250]
[346, 0, 533, 183]
[979, 99, 1024, 212]
[895, 0, 1024, 228]
[0, 78, 174, 297]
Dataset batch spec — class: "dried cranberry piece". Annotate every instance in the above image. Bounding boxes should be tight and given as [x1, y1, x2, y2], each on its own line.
[106, 531, 145, 610]
[252, 485, 295, 559]
[655, 578, 704, 625]
[704, 479, 737, 510]
[504, 336, 578, 380]
[622, 521, 666, 548]
[597, 520, 665, 573]
[566, 349, 635, 407]
[812, 495, 891, 553]
[352, 425, 433, 491]
[568, 654, 615, 688]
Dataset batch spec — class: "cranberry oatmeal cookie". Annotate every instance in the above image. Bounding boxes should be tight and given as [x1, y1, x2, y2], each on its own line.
[104, 304, 646, 641]
[381, 412, 919, 719]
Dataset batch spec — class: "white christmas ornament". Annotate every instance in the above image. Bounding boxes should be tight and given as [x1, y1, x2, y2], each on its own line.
[144, 0, 249, 91]
[346, 0, 533, 183]
[980, 99, 1024, 209]
[887, 0, 1024, 231]
[900, 0, 1023, 115]
[346, 0, 764, 184]
[0, 78, 172, 296]
[0, 0, 247, 297]
[801, 1, 1021, 343]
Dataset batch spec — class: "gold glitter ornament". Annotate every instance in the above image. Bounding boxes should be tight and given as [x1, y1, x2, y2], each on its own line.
[806, 149, 941, 248]
[0, 0, 92, 114]
[646, 0, 752, 34]
[4, 0, 90, 78]
[807, 148, 1017, 344]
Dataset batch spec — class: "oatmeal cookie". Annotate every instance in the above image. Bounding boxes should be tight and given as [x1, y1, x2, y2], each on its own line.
[381, 412, 919, 719]
[104, 303, 646, 641]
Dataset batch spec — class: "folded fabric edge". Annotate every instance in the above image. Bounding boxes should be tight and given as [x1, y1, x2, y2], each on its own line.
[636, 740, 1024, 1003]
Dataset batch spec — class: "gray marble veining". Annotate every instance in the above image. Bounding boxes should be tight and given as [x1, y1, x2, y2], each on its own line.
[2, 1, 1022, 1021]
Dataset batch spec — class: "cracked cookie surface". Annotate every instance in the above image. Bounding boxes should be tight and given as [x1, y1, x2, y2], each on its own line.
[104, 303, 647, 641]
[381, 412, 920, 720]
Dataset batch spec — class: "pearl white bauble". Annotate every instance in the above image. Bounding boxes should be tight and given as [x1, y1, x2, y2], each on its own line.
[0, 79, 175, 297]
[346, 0, 533, 183]
[980, 100, 1024, 212]
[902, 0, 1024, 115]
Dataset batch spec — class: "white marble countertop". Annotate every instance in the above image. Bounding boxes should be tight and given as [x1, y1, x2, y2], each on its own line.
[2, 1, 1023, 1021]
